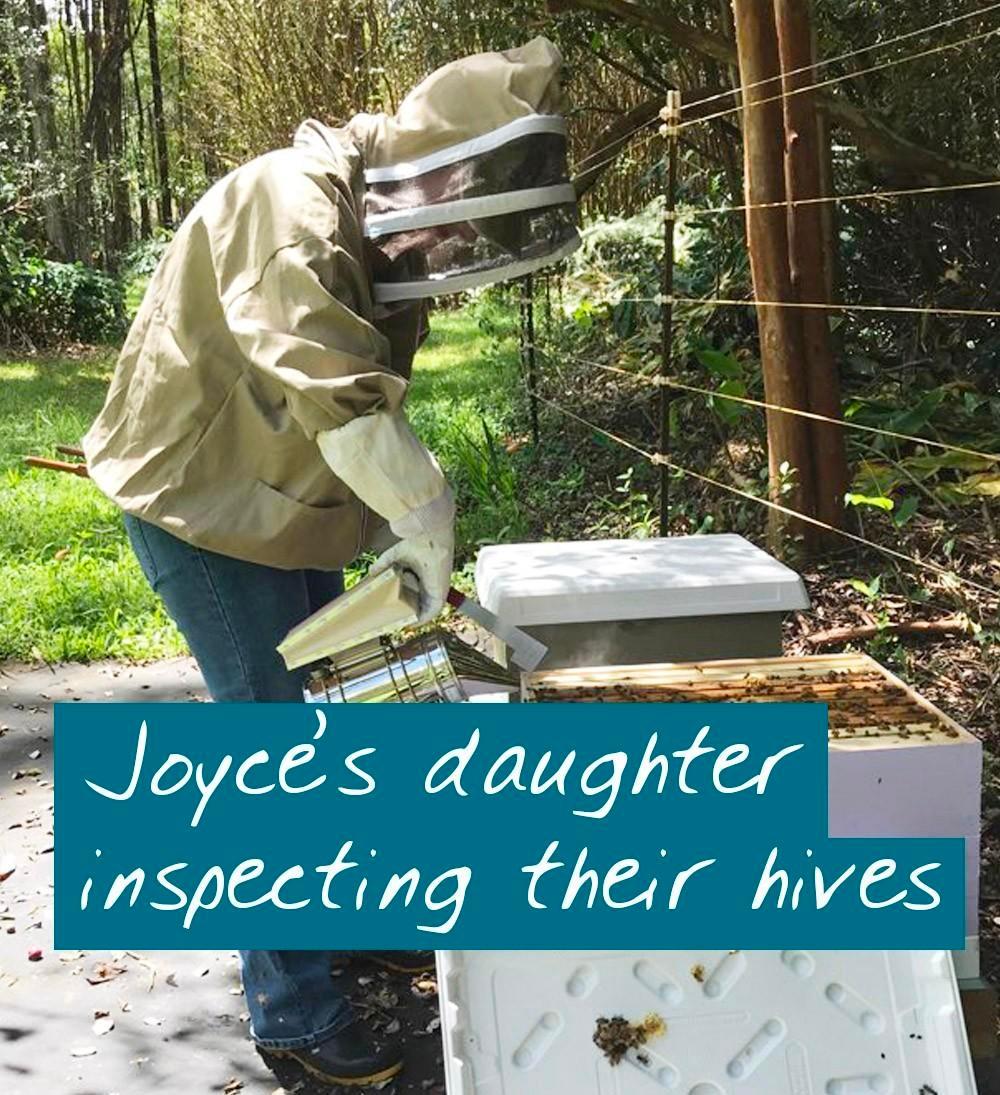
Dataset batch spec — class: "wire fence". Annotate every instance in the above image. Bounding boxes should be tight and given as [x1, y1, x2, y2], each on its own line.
[533, 348, 1000, 465]
[521, 4, 1000, 610]
[531, 392, 999, 602]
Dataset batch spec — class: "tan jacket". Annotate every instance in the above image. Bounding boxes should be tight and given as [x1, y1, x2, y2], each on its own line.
[84, 124, 422, 570]
[84, 38, 563, 571]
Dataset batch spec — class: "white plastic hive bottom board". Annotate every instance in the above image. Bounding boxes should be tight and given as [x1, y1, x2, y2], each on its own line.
[437, 950, 975, 1095]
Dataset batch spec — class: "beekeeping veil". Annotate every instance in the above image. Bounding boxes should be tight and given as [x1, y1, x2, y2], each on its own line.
[346, 37, 580, 304]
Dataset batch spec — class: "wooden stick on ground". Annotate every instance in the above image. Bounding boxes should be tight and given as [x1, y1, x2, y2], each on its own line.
[23, 456, 90, 478]
[805, 616, 972, 648]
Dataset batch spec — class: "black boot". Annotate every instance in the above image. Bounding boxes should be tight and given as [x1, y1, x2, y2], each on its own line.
[267, 1019, 403, 1087]
[363, 950, 436, 974]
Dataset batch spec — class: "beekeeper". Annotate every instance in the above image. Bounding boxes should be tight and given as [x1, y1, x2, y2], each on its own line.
[83, 37, 579, 1089]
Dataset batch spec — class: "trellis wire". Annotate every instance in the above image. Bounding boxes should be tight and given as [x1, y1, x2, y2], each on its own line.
[531, 392, 999, 600]
[619, 296, 1000, 320]
[539, 350, 1000, 464]
[678, 24, 1000, 132]
[682, 177, 1000, 219]
[571, 4, 1000, 204]
[681, 0, 1000, 114]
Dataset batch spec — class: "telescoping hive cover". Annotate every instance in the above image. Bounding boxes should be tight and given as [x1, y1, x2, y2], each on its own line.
[437, 949, 974, 1094]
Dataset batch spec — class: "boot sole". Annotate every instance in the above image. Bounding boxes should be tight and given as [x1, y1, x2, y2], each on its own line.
[269, 1049, 403, 1087]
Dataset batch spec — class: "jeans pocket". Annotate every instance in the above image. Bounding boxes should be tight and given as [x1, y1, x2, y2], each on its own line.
[124, 515, 161, 589]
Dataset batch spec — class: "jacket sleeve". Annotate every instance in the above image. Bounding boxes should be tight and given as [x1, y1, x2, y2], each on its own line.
[224, 234, 408, 438]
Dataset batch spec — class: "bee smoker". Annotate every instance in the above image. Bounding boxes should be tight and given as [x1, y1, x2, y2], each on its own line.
[303, 630, 518, 704]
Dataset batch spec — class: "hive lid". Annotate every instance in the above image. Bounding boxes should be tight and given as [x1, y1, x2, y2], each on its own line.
[474, 535, 809, 626]
[277, 565, 420, 670]
[437, 949, 975, 1095]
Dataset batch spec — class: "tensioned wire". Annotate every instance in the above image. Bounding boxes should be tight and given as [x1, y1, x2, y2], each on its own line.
[681, 0, 1000, 115]
[570, 6, 1000, 193]
[677, 23, 1000, 131]
[617, 297, 1000, 321]
[533, 348, 1000, 464]
[678, 178, 1000, 219]
[574, 1, 1000, 172]
[530, 392, 999, 600]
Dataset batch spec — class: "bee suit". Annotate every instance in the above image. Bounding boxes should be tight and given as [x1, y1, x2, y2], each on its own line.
[84, 37, 579, 622]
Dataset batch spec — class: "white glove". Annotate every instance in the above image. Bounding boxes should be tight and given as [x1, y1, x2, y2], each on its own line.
[317, 411, 455, 623]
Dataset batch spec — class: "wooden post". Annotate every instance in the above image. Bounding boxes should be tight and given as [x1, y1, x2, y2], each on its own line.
[521, 275, 540, 445]
[658, 90, 681, 536]
[774, 0, 849, 535]
[732, 0, 818, 553]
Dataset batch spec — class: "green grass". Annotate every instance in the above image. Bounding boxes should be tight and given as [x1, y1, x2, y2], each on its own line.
[0, 351, 186, 661]
[0, 302, 524, 662]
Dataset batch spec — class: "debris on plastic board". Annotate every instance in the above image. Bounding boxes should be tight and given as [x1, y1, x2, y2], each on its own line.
[592, 1013, 666, 1066]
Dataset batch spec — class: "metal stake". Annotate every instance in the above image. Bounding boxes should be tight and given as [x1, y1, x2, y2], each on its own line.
[658, 90, 682, 535]
[521, 273, 539, 445]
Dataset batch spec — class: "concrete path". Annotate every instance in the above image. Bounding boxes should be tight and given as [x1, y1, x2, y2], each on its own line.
[0, 659, 443, 1095]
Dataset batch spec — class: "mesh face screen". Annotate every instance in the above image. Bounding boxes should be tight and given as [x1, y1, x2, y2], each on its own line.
[364, 132, 569, 217]
[371, 203, 578, 285]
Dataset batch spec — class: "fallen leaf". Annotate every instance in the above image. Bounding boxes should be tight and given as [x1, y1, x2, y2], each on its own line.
[87, 961, 126, 985]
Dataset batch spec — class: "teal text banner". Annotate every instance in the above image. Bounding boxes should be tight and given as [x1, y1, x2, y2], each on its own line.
[54, 702, 964, 950]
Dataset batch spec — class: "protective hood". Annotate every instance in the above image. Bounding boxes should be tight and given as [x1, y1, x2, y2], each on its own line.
[345, 37, 580, 303]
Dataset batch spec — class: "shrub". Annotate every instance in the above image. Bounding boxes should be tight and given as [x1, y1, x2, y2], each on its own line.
[120, 232, 173, 318]
[0, 232, 125, 347]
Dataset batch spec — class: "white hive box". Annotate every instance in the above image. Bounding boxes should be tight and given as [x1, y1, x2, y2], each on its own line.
[475, 536, 809, 669]
[525, 653, 983, 980]
[438, 949, 975, 1095]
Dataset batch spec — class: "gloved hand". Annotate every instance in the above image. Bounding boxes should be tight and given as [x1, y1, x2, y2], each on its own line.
[317, 410, 455, 623]
[368, 500, 454, 625]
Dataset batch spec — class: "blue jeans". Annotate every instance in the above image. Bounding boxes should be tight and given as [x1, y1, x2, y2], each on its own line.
[125, 514, 352, 1049]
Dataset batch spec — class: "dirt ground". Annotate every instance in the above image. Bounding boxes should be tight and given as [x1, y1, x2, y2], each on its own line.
[0, 659, 444, 1095]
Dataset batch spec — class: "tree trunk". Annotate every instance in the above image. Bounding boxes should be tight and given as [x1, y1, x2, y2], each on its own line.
[128, 19, 152, 238]
[22, 0, 71, 257]
[732, 0, 817, 552]
[147, 0, 173, 228]
[102, 0, 131, 262]
[774, 0, 849, 534]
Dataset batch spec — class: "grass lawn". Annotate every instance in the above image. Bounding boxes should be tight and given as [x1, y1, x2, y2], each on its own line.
[0, 304, 523, 663]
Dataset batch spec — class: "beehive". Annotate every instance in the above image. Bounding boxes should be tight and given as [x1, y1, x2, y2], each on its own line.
[525, 652, 983, 978]
[475, 535, 809, 670]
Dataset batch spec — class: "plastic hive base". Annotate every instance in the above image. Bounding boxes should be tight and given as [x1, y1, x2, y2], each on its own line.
[437, 949, 975, 1095]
